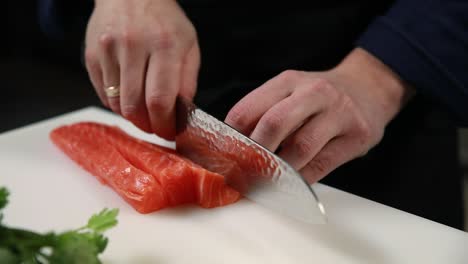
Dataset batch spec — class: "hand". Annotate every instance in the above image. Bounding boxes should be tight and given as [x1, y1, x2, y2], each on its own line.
[85, 0, 200, 140]
[225, 48, 414, 183]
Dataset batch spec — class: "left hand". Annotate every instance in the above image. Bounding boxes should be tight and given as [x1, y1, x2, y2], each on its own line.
[225, 48, 414, 183]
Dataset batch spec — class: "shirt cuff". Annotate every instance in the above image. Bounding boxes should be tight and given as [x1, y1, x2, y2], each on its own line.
[356, 15, 468, 126]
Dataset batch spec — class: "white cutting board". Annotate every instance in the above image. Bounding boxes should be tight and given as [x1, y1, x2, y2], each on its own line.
[1, 107, 468, 264]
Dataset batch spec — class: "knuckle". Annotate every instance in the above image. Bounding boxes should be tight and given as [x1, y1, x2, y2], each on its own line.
[121, 104, 138, 119]
[337, 95, 383, 150]
[313, 77, 332, 87]
[98, 33, 114, 48]
[151, 29, 177, 50]
[146, 94, 172, 112]
[354, 116, 376, 146]
[120, 30, 136, 48]
[277, 70, 303, 83]
[226, 105, 249, 129]
[261, 110, 284, 134]
[292, 134, 317, 157]
[310, 78, 337, 97]
[333, 92, 354, 115]
[307, 156, 331, 176]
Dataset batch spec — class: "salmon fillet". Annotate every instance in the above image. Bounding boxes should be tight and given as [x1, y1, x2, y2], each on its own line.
[50, 122, 241, 213]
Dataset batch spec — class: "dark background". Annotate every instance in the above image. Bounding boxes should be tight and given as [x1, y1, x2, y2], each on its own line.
[2, 2, 468, 231]
[1, 1, 100, 133]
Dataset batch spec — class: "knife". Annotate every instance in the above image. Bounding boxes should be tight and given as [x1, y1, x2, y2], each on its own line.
[175, 96, 327, 224]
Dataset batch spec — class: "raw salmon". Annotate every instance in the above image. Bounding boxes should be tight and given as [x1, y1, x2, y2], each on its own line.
[176, 126, 277, 194]
[50, 122, 241, 213]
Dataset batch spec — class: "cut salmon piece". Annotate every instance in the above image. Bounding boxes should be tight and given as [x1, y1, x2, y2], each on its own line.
[50, 122, 241, 213]
[176, 126, 277, 194]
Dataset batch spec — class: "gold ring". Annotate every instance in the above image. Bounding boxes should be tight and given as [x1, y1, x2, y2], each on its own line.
[104, 86, 120, 98]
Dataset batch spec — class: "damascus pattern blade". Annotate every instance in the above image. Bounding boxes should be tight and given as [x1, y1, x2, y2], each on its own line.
[176, 96, 326, 224]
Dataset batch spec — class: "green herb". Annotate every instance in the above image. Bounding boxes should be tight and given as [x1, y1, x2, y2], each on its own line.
[0, 187, 118, 263]
[0, 187, 8, 226]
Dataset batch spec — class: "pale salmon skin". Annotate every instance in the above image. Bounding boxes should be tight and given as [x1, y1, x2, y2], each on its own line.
[50, 122, 241, 213]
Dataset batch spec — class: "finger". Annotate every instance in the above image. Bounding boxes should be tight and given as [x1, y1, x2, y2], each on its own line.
[99, 34, 121, 114]
[225, 70, 300, 135]
[85, 49, 108, 107]
[249, 84, 328, 152]
[277, 111, 342, 170]
[119, 40, 152, 133]
[179, 42, 200, 100]
[145, 54, 181, 140]
[299, 136, 360, 184]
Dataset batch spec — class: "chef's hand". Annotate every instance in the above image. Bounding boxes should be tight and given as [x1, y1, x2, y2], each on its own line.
[225, 48, 414, 184]
[85, 0, 200, 140]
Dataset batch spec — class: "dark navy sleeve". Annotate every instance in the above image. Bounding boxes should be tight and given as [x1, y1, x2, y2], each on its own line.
[356, 0, 468, 126]
[37, 0, 93, 40]
[37, 0, 63, 39]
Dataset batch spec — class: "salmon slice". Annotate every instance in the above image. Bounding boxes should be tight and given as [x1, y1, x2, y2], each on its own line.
[176, 126, 277, 194]
[50, 122, 241, 213]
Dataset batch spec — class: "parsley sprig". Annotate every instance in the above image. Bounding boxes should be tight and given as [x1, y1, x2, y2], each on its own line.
[0, 187, 118, 263]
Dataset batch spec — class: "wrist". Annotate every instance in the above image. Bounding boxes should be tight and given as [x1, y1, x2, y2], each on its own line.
[332, 47, 414, 124]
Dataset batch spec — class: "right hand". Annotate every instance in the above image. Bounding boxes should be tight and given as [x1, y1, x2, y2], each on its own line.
[85, 0, 200, 140]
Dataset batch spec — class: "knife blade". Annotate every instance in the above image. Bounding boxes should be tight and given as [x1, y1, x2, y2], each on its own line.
[175, 96, 327, 224]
